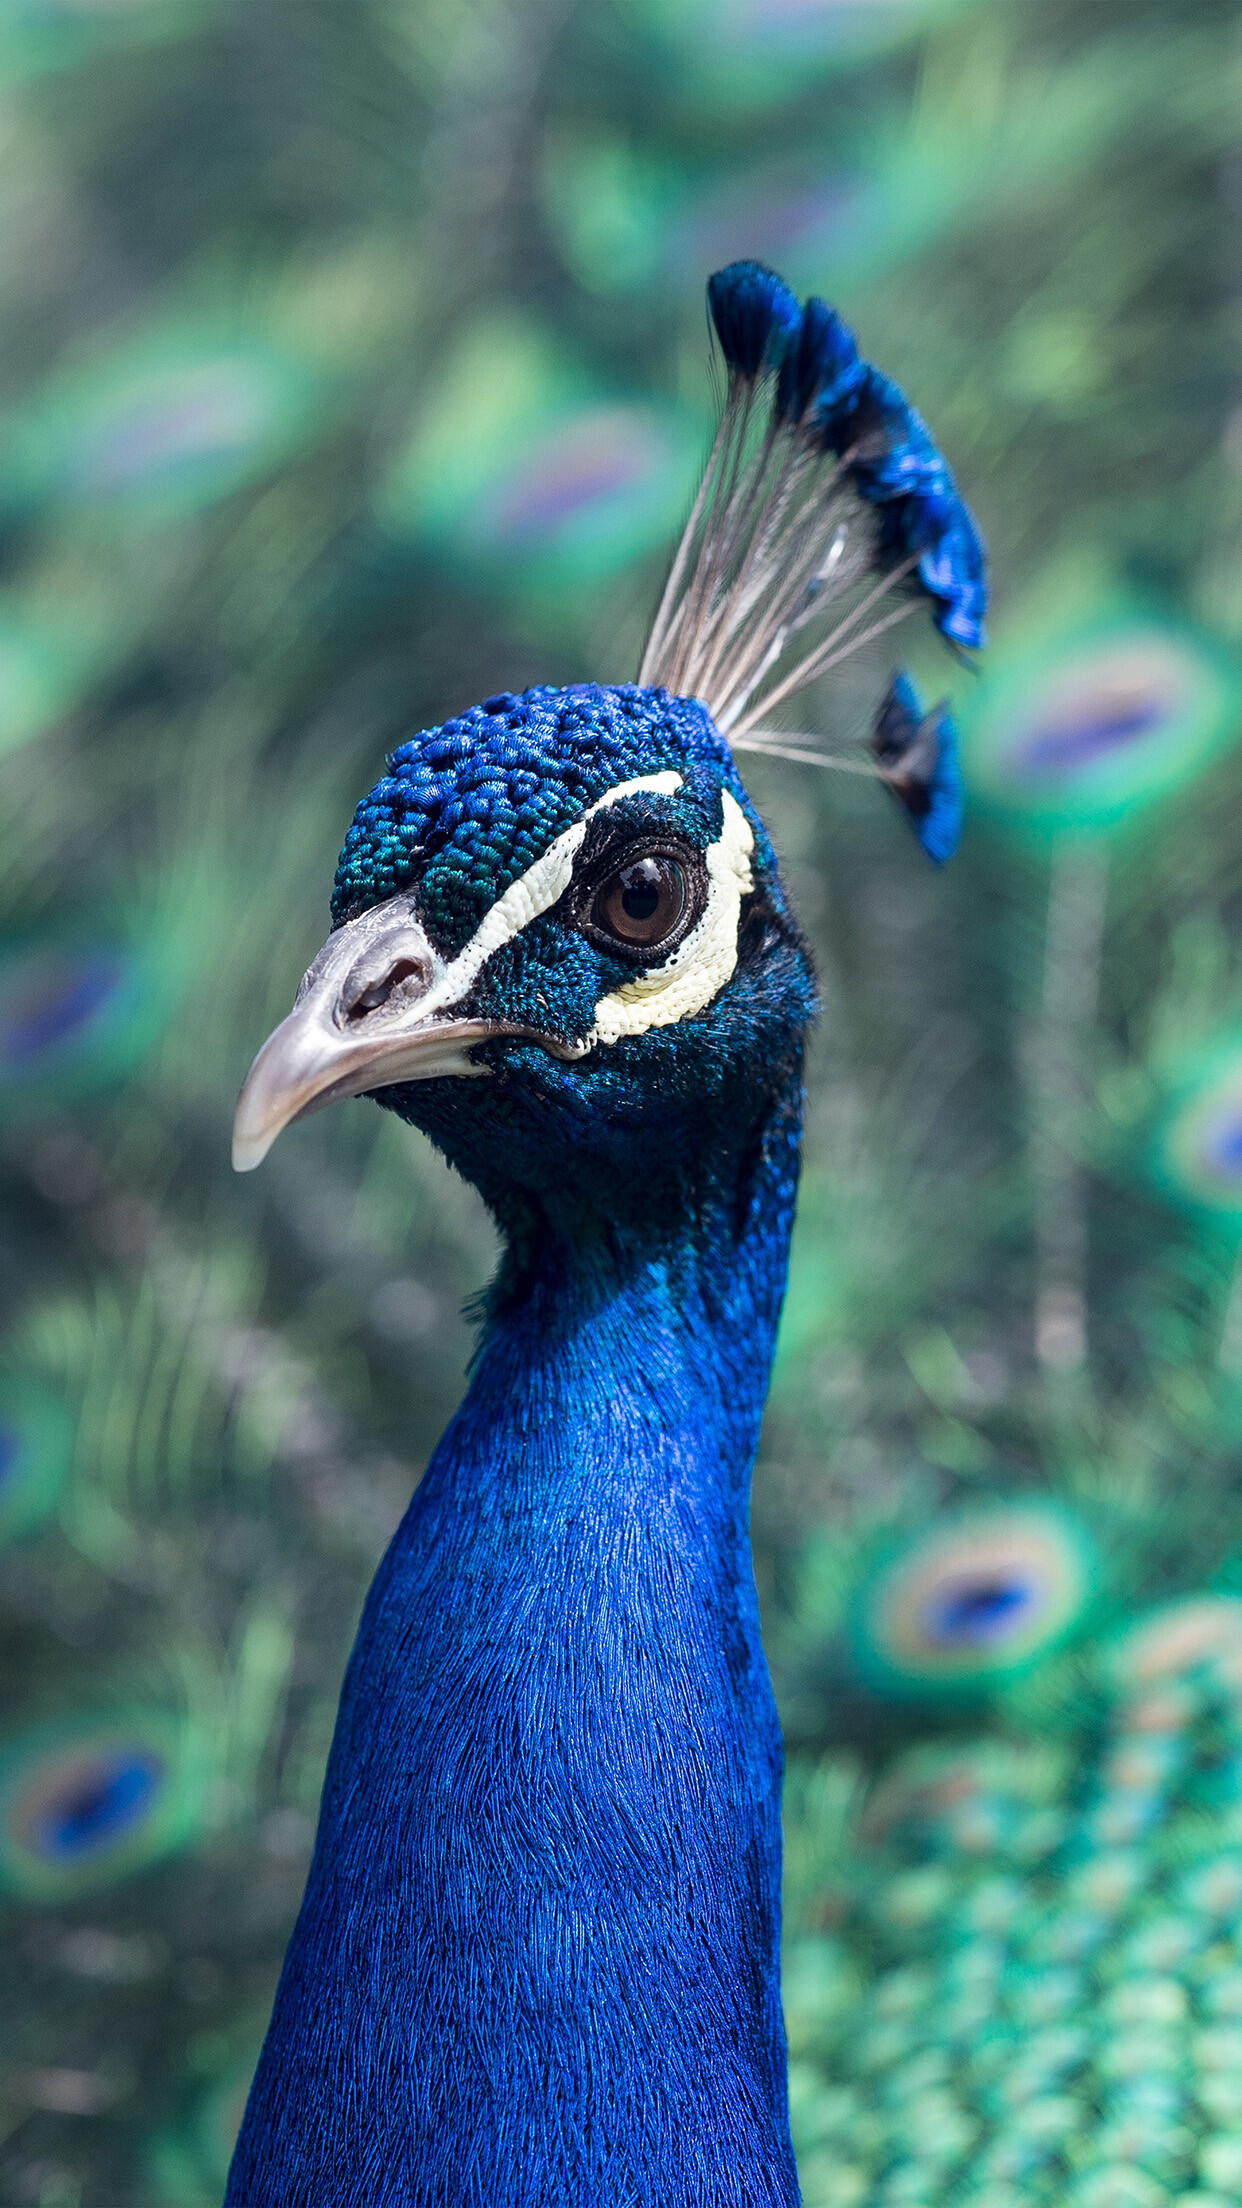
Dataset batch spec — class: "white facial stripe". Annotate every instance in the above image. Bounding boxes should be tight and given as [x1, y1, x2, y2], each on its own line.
[584, 771, 683, 816]
[406, 771, 683, 1025]
[587, 790, 754, 1048]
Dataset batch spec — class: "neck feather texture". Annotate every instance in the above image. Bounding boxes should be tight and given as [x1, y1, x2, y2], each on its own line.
[226, 1063, 805, 2208]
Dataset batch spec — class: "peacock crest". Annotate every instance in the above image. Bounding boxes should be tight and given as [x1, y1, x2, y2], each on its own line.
[639, 260, 982, 862]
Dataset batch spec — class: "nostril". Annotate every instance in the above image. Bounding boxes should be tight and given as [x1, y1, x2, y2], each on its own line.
[344, 959, 426, 1020]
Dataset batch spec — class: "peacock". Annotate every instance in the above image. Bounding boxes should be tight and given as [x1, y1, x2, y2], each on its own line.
[222, 260, 985, 2205]
[7, 1, 1242, 2200]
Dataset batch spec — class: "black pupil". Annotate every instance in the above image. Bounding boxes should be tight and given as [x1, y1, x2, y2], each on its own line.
[598, 855, 684, 947]
[621, 863, 663, 922]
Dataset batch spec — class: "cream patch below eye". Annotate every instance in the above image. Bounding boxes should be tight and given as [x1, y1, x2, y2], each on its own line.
[585, 791, 754, 1048]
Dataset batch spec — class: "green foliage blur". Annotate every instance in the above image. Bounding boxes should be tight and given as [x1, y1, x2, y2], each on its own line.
[3, 0, 1242, 2202]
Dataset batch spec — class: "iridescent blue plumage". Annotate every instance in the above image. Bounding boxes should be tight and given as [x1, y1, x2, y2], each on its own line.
[230, 683, 815, 2205]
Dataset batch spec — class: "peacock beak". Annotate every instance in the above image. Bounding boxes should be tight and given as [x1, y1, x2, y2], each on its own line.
[231, 898, 497, 1173]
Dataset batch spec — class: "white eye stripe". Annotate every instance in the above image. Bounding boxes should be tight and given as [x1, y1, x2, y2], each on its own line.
[393, 771, 684, 1027]
[583, 770, 684, 816]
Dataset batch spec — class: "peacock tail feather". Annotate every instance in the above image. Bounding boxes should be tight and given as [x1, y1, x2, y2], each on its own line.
[0, 1375, 75, 1550]
[782, 1587, 1242, 2208]
[0, 1708, 212, 1904]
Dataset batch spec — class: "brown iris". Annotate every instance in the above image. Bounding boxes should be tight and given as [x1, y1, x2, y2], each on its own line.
[592, 854, 686, 949]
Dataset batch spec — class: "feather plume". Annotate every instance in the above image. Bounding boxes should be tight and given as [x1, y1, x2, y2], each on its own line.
[639, 261, 987, 749]
[871, 670, 965, 864]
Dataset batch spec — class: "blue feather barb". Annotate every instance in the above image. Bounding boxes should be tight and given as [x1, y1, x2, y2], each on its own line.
[838, 367, 986, 651]
[706, 261, 800, 380]
[774, 295, 862, 426]
[872, 671, 965, 864]
[642, 261, 986, 843]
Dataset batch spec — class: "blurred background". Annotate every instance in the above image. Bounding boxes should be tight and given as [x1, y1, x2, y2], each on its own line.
[5, 0, 1242, 2203]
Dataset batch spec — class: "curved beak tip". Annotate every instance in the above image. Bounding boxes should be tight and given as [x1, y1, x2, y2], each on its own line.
[230, 1011, 317, 1175]
[231, 1119, 272, 1175]
[231, 1057, 288, 1173]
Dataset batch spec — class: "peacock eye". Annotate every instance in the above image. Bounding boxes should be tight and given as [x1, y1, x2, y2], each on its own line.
[592, 855, 685, 949]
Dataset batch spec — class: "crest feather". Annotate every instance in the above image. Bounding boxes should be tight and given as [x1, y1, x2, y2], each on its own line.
[639, 264, 987, 790]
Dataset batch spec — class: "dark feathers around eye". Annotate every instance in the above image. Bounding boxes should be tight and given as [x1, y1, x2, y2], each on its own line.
[736, 878, 807, 979]
[872, 671, 965, 866]
[706, 260, 801, 380]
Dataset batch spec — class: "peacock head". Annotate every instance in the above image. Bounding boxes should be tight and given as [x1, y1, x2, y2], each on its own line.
[232, 681, 816, 1222]
[233, 260, 986, 1225]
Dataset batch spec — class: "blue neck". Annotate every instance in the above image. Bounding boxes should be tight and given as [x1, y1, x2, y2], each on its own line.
[227, 1070, 805, 2208]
